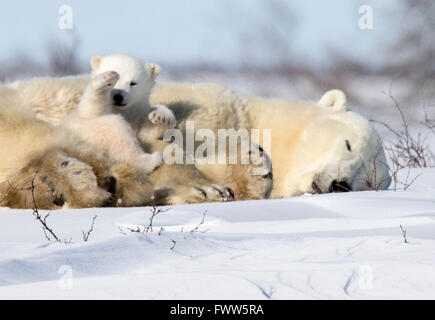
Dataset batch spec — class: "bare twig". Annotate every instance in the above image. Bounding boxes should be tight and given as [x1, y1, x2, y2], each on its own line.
[9, 172, 99, 244]
[119, 205, 171, 235]
[190, 211, 209, 233]
[8, 172, 61, 242]
[158, 227, 165, 236]
[82, 215, 98, 242]
[371, 87, 434, 169]
[170, 240, 177, 250]
[358, 141, 421, 192]
[145, 205, 170, 233]
[400, 225, 408, 244]
[127, 226, 142, 233]
[118, 227, 127, 236]
[118, 207, 208, 251]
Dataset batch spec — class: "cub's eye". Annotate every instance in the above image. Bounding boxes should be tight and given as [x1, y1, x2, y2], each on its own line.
[130, 81, 137, 87]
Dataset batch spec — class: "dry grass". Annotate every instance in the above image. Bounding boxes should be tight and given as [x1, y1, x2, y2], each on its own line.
[371, 87, 434, 167]
[368, 86, 434, 191]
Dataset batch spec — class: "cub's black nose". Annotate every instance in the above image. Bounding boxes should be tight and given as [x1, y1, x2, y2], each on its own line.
[113, 94, 124, 104]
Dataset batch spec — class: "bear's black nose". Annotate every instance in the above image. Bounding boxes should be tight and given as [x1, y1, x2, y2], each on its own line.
[329, 180, 351, 193]
[113, 94, 124, 104]
[102, 176, 117, 195]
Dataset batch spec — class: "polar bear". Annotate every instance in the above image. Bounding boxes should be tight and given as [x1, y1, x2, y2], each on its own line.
[0, 100, 156, 209]
[0, 85, 234, 209]
[64, 69, 163, 173]
[14, 54, 176, 135]
[0, 59, 391, 207]
[3, 55, 260, 204]
[0, 57, 237, 208]
[86, 54, 176, 137]
[147, 83, 391, 197]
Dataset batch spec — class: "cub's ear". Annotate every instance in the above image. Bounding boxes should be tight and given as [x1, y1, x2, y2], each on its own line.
[146, 63, 162, 80]
[90, 55, 102, 72]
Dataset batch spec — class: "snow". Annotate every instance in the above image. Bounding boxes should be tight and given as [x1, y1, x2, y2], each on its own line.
[1, 69, 434, 299]
[1, 166, 435, 300]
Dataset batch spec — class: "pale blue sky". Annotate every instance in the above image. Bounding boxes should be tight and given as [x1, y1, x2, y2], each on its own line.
[0, 0, 399, 68]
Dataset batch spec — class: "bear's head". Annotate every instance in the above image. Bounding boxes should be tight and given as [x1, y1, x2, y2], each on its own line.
[269, 97, 391, 198]
[283, 109, 391, 196]
[90, 54, 161, 109]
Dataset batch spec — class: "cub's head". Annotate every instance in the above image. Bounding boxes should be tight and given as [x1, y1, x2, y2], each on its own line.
[90, 54, 161, 109]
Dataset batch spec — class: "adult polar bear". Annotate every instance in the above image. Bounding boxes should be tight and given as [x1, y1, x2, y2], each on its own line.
[1, 54, 391, 208]
[149, 83, 391, 197]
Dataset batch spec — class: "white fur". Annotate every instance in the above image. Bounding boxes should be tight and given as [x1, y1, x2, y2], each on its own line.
[88, 54, 176, 132]
[318, 89, 347, 112]
[4, 72, 391, 200]
[149, 82, 391, 198]
[63, 55, 169, 173]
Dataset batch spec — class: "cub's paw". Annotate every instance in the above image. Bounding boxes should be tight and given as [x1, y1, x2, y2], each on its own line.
[148, 104, 176, 127]
[92, 71, 119, 93]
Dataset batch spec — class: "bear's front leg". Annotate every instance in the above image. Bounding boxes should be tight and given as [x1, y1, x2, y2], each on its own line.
[149, 164, 235, 205]
[195, 142, 274, 200]
[0, 150, 113, 209]
[77, 71, 119, 119]
[65, 141, 157, 207]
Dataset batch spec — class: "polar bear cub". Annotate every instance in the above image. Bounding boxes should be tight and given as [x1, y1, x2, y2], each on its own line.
[64, 55, 174, 173]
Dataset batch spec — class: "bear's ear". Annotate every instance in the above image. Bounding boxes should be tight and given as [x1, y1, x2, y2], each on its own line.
[147, 63, 162, 80]
[90, 55, 102, 72]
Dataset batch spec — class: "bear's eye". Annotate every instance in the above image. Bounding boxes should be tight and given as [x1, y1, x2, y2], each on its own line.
[130, 81, 137, 87]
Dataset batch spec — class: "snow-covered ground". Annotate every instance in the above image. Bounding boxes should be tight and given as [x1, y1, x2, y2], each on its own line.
[1, 166, 435, 300]
[1, 70, 434, 299]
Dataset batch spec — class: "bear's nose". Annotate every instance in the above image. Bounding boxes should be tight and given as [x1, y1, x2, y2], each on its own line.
[113, 94, 124, 104]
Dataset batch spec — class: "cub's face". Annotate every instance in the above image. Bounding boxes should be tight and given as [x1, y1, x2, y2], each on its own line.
[90, 54, 161, 109]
